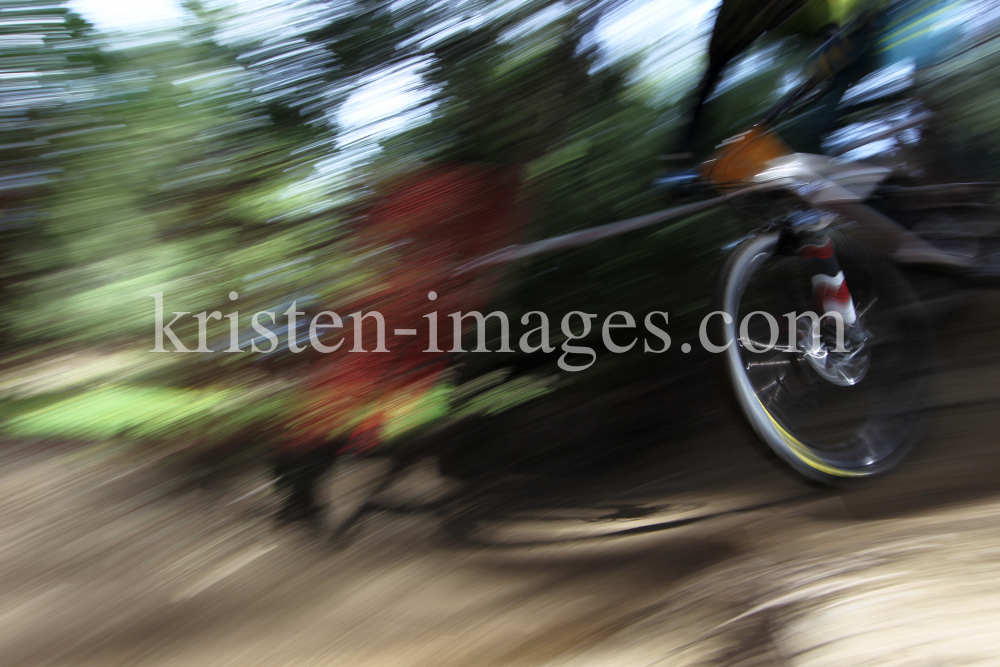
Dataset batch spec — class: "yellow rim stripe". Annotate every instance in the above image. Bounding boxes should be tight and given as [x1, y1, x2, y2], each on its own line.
[756, 397, 866, 477]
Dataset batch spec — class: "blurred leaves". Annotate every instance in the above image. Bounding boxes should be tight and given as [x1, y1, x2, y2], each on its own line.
[917, 21, 1000, 178]
[3, 384, 290, 442]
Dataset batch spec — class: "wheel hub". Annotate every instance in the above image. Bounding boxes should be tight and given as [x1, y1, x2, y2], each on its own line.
[798, 318, 870, 386]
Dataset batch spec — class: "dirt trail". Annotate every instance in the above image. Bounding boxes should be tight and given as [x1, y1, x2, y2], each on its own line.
[2, 294, 1000, 666]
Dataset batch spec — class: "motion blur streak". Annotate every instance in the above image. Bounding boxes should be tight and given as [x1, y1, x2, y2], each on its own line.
[2, 0, 1000, 665]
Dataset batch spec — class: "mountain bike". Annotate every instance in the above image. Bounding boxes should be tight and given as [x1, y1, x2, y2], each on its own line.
[667, 2, 998, 482]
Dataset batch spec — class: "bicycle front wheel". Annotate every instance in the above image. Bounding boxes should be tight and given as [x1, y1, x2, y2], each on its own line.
[713, 232, 930, 483]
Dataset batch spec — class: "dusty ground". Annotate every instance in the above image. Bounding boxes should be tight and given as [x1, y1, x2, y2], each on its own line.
[2, 293, 1000, 666]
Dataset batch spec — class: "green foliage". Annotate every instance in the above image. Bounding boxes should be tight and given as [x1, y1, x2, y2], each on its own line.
[917, 25, 1000, 179]
[5, 9, 342, 352]
[2, 384, 288, 442]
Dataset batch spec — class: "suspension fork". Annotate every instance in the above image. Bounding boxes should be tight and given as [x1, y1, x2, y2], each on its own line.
[789, 230, 859, 328]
